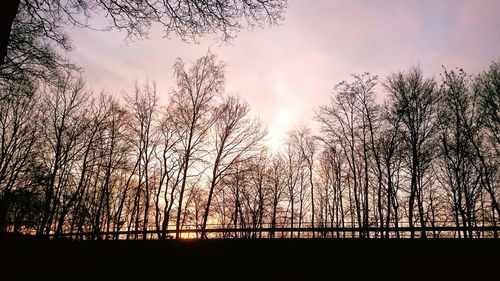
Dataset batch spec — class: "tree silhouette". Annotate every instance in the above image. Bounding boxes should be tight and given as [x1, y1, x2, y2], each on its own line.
[0, 0, 287, 85]
[437, 68, 481, 238]
[1, 58, 499, 239]
[0, 78, 38, 232]
[384, 67, 439, 238]
[170, 53, 223, 238]
[201, 96, 264, 238]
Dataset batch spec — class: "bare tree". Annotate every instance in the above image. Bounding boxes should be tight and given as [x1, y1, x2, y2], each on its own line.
[0, 6, 74, 86]
[282, 139, 300, 237]
[171, 53, 223, 238]
[469, 62, 500, 233]
[476, 62, 500, 151]
[53, 92, 114, 237]
[384, 66, 438, 238]
[37, 74, 90, 235]
[1, 0, 287, 82]
[291, 127, 317, 236]
[436, 68, 482, 237]
[201, 96, 264, 238]
[221, 162, 247, 237]
[352, 74, 384, 234]
[0, 77, 38, 232]
[248, 152, 270, 238]
[317, 144, 345, 237]
[121, 82, 158, 239]
[153, 106, 184, 239]
[91, 95, 128, 239]
[317, 80, 366, 237]
[379, 102, 404, 238]
[267, 154, 287, 238]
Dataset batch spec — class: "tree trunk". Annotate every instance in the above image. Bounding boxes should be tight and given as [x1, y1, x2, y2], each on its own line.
[201, 173, 218, 238]
[176, 128, 194, 239]
[0, 0, 20, 67]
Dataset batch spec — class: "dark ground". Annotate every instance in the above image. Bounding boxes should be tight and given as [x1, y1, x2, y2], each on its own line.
[1, 235, 499, 281]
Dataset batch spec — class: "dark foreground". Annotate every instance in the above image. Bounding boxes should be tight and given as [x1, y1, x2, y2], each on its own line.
[1, 235, 499, 281]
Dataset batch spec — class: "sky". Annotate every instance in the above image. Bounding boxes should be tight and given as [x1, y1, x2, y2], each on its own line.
[66, 0, 500, 150]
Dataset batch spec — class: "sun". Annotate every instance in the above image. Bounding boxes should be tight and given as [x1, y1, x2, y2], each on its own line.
[265, 109, 293, 153]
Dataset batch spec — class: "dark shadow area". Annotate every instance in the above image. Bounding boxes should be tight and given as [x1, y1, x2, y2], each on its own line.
[1, 234, 499, 281]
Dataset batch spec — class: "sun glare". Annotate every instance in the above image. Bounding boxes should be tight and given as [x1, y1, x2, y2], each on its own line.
[266, 109, 293, 153]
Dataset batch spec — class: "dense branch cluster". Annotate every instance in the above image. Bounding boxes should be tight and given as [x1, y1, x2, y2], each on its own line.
[0, 55, 499, 239]
[0, 0, 288, 85]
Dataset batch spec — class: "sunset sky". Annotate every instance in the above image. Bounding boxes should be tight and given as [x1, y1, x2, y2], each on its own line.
[66, 0, 500, 149]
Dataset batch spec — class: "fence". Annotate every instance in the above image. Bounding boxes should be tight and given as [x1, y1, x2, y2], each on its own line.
[44, 225, 500, 240]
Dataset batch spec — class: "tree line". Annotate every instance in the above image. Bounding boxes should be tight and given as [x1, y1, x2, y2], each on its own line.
[0, 54, 498, 239]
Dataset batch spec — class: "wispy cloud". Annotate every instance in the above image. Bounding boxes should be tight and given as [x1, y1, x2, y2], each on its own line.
[66, 0, 500, 141]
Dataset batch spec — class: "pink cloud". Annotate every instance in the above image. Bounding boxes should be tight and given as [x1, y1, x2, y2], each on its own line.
[66, 0, 500, 146]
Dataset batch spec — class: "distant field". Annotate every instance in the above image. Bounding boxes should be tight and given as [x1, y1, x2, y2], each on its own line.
[1, 235, 499, 281]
